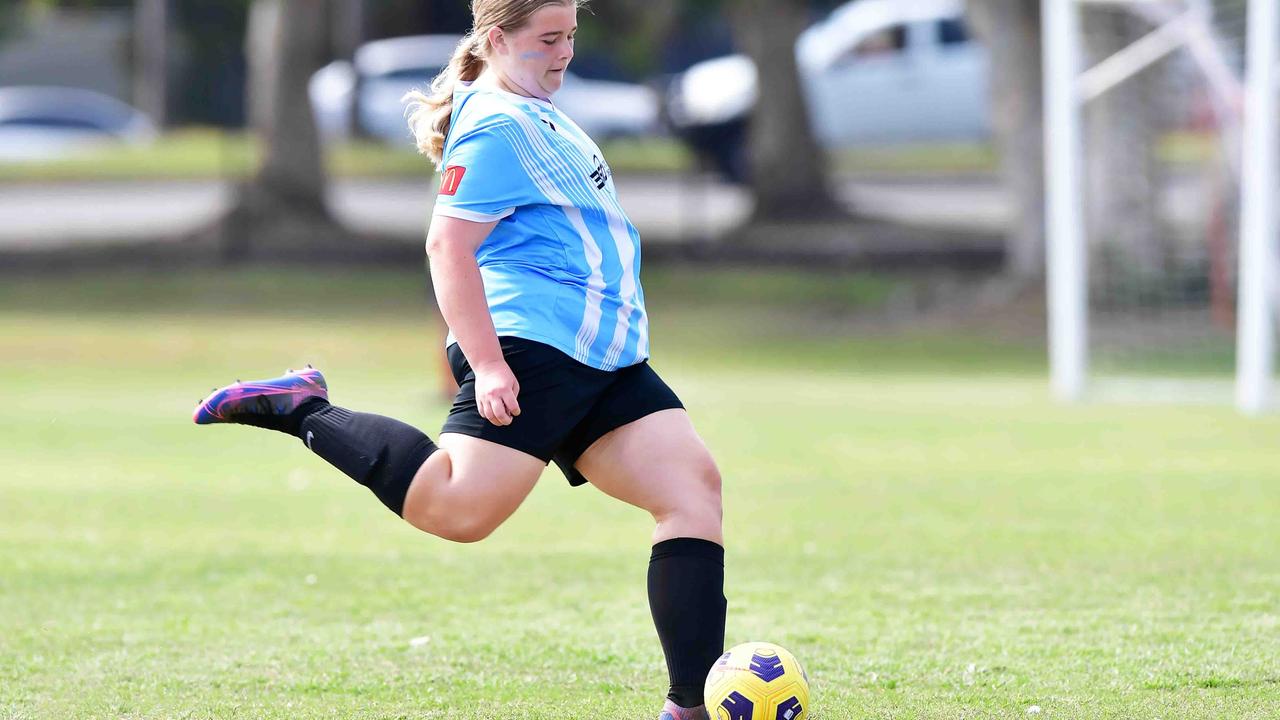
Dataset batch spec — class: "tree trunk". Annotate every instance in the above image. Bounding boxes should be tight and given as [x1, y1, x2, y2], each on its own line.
[728, 0, 845, 222]
[965, 0, 1046, 281]
[328, 0, 366, 60]
[133, 0, 169, 127]
[218, 0, 344, 261]
[247, 0, 327, 213]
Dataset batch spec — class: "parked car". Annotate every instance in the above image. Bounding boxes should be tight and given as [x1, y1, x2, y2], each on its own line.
[665, 0, 989, 180]
[310, 34, 661, 146]
[0, 86, 156, 161]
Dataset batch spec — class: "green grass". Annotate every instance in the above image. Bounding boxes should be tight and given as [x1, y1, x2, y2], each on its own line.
[0, 129, 1000, 182]
[0, 127, 1231, 184]
[0, 129, 431, 183]
[832, 143, 998, 176]
[2, 267, 1278, 719]
[0, 130, 694, 183]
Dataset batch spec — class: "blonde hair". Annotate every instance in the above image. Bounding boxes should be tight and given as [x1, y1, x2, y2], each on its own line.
[403, 0, 581, 168]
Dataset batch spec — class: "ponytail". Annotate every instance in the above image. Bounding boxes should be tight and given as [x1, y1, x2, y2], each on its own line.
[403, 33, 487, 168]
[404, 0, 582, 168]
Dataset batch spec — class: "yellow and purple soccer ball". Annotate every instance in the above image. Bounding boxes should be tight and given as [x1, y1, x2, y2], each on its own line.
[704, 641, 810, 720]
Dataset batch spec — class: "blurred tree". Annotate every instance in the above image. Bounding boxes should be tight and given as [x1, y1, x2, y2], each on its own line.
[965, 0, 1045, 280]
[574, 0, 680, 79]
[210, 0, 345, 260]
[21, 0, 130, 9]
[728, 0, 845, 224]
[132, 0, 168, 126]
[365, 0, 430, 38]
[0, 5, 22, 44]
[364, 0, 470, 39]
[328, 0, 366, 61]
[172, 0, 250, 126]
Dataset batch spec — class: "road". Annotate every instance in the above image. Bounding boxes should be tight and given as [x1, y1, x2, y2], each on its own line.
[0, 174, 1008, 251]
[0, 173, 1210, 252]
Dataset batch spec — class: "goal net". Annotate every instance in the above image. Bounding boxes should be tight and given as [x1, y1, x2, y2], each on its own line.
[1046, 0, 1277, 410]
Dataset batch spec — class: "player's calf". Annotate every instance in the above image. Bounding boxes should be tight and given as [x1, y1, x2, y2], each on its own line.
[194, 368, 437, 516]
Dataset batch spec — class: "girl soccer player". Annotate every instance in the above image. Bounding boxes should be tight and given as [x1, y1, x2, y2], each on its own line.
[194, 2, 723, 718]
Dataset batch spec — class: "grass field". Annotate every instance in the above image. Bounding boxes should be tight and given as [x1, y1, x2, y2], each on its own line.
[1, 267, 1278, 719]
[0, 130, 996, 183]
[0, 131, 691, 183]
[0, 129, 1220, 184]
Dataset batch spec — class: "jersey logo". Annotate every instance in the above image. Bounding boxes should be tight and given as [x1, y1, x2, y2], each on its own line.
[589, 154, 611, 190]
[439, 165, 466, 196]
[540, 117, 557, 133]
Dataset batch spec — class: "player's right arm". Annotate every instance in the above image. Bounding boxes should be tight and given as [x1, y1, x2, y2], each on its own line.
[426, 216, 521, 427]
[427, 116, 536, 428]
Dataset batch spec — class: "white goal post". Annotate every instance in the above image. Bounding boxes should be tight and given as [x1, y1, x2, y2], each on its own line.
[1236, 0, 1279, 413]
[1044, 0, 1089, 403]
[1043, 0, 1279, 413]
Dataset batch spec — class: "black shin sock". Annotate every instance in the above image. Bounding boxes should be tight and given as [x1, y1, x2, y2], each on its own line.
[649, 537, 727, 709]
[293, 400, 437, 516]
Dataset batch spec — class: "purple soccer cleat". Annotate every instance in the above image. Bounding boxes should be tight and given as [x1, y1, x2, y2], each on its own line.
[193, 366, 328, 425]
[659, 701, 709, 720]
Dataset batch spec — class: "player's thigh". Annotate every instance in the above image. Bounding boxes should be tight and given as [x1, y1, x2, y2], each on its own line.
[402, 432, 545, 538]
[574, 408, 722, 519]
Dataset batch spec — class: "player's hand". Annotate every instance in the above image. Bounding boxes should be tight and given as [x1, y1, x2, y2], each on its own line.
[473, 359, 521, 426]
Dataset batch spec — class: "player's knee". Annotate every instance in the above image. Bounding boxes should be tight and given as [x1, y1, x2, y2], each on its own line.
[444, 526, 493, 544]
[435, 514, 499, 544]
[659, 456, 722, 524]
[411, 502, 505, 544]
[696, 458, 724, 534]
[693, 454, 722, 512]
[703, 459, 723, 503]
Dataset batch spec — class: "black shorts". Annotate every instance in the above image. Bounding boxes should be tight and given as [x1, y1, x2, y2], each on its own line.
[440, 336, 684, 486]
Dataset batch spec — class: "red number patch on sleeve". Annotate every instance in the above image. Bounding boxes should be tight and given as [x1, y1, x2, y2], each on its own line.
[439, 165, 466, 196]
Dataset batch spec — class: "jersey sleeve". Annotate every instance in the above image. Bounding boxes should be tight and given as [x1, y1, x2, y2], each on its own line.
[432, 120, 541, 223]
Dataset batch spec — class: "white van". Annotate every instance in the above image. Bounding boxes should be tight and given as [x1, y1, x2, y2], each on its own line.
[666, 0, 990, 176]
[311, 35, 661, 145]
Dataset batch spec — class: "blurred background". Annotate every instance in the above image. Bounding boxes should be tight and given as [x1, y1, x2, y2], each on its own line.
[5, 3, 1280, 716]
[0, 0, 1267, 404]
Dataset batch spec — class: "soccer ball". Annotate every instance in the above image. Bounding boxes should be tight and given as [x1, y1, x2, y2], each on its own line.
[704, 641, 810, 720]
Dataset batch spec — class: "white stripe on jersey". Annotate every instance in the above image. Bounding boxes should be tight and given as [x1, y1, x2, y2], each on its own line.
[432, 205, 515, 223]
[600, 209, 637, 370]
[500, 109, 620, 365]
[509, 105, 644, 369]
[534, 109, 643, 369]
[493, 121, 608, 365]
[636, 307, 650, 359]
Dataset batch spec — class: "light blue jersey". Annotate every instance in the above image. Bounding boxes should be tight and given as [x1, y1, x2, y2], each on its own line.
[431, 81, 648, 372]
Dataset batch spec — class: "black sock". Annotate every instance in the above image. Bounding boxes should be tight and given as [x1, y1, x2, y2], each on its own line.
[649, 537, 726, 709]
[292, 400, 437, 517]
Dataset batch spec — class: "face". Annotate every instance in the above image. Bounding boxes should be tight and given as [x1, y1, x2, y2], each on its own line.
[487, 3, 576, 100]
